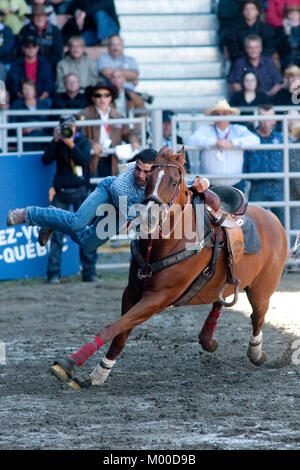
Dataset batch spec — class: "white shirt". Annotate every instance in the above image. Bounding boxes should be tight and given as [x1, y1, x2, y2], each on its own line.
[96, 106, 111, 157]
[188, 123, 260, 185]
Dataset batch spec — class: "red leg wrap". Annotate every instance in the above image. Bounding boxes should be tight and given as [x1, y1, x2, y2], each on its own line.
[69, 337, 103, 366]
[200, 310, 221, 341]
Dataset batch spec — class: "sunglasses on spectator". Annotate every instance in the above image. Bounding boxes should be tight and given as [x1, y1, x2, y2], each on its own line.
[93, 93, 111, 98]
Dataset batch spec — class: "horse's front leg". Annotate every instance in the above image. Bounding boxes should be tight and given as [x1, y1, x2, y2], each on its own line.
[87, 285, 141, 387]
[50, 289, 170, 386]
[198, 301, 223, 353]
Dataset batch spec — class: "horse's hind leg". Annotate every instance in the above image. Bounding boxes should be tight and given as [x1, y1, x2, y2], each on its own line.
[198, 301, 222, 353]
[245, 286, 270, 366]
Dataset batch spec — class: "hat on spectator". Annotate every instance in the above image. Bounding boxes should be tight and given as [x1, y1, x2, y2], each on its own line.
[284, 65, 300, 77]
[238, 0, 263, 13]
[204, 99, 240, 116]
[85, 81, 119, 103]
[59, 114, 76, 126]
[283, 4, 300, 17]
[26, 5, 51, 17]
[23, 31, 40, 47]
[162, 110, 174, 123]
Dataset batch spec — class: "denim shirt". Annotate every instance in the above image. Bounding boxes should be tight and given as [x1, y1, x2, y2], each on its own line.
[244, 129, 283, 183]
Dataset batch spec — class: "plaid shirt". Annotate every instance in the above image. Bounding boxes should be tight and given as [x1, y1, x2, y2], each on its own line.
[110, 168, 145, 220]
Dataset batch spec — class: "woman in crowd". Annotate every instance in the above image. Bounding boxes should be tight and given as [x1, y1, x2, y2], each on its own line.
[229, 70, 271, 107]
[10, 78, 50, 151]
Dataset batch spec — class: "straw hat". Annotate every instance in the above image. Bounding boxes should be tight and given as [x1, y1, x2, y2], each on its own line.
[284, 65, 300, 77]
[204, 99, 240, 116]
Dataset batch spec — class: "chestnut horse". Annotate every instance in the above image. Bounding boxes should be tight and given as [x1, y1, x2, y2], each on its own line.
[50, 147, 287, 390]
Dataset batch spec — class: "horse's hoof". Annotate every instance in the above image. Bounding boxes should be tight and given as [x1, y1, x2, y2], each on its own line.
[248, 351, 267, 366]
[65, 377, 92, 391]
[50, 357, 77, 382]
[199, 337, 218, 353]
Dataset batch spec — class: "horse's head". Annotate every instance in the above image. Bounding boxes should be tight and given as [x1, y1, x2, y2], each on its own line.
[140, 146, 188, 235]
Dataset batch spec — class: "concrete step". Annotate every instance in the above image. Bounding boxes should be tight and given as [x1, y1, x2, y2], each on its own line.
[122, 30, 217, 47]
[136, 78, 227, 97]
[124, 46, 221, 63]
[139, 62, 223, 79]
[119, 14, 218, 31]
[115, 0, 212, 15]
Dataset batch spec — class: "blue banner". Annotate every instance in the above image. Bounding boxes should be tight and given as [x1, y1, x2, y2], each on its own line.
[0, 153, 80, 280]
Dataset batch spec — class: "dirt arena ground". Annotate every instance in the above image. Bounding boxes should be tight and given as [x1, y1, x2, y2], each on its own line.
[0, 265, 299, 450]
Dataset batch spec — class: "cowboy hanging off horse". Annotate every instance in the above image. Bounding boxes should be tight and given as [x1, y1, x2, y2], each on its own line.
[7, 145, 287, 390]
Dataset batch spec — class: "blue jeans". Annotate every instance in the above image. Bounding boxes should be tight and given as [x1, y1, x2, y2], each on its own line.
[47, 194, 97, 280]
[249, 181, 285, 227]
[81, 10, 120, 46]
[25, 177, 116, 253]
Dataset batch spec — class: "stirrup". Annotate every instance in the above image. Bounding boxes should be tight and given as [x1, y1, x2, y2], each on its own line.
[218, 279, 240, 307]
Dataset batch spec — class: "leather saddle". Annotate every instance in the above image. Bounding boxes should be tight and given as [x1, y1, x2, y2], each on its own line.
[192, 185, 261, 307]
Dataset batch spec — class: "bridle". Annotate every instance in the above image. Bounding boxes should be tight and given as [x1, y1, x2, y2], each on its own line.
[143, 162, 184, 208]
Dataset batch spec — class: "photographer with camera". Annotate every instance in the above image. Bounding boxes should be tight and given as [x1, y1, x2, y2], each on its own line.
[41, 114, 98, 283]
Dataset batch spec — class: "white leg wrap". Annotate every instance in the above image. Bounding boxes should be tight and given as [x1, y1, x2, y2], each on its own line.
[90, 357, 116, 385]
[247, 331, 263, 362]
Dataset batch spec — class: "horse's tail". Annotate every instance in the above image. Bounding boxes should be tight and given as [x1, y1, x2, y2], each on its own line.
[288, 232, 300, 259]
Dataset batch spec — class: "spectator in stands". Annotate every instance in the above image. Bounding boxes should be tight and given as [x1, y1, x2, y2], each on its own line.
[271, 64, 300, 105]
[229, 70, 271, 106]
[228, 34, 283, 96]
[18, 5, 63, 71]
[61, 7, 88, 45]
[53, 73, 88, 109]
[40, 114, 98, 283]
[288, 122, 300, 266]
[226, 1, 275, 63]
[26, 0, 57, 27]
[97, 34, 139, 91]
[162, 110, 190, 173]
[243, 104, 285, 225]
[6, 31, 54, 102]
[78, 81, 140, 177]
[109, 68, 145, 117]
[10, 78, 50, 151]
[70, 0, 120, 46]
[187, 99, 260, 191]
[266, 0, 300, 29]
[56, 36, 98, 93]
[0, 0, 29, 35]
[0, 10, 14, 81]
[217, 0, 243, 52]
[287, 109, 300, 139]
[277, 4, 300, 71]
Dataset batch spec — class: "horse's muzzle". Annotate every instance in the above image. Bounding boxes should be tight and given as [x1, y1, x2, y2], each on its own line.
[143, 195, 164, 206]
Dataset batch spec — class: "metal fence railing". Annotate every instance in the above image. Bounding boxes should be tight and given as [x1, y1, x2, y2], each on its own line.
[0, 107, 299, 262]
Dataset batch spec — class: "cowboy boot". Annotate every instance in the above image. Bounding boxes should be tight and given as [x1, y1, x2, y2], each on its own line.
[7, 208, 26, 226]
[38, 228, 54, 246]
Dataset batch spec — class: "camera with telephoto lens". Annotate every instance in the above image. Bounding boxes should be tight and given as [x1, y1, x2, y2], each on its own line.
[60, 124, 74, 139]
[59, 114, 76, 139]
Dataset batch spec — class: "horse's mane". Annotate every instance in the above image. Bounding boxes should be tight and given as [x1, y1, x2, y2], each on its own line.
[155, 146, 186, 174]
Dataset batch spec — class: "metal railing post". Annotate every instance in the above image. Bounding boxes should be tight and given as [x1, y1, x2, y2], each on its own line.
[151, 109, 163, 150]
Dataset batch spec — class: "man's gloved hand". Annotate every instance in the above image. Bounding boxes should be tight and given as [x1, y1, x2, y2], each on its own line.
[191, 177, 210, 193]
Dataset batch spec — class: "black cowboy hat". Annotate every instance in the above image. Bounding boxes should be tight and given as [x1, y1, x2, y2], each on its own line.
[85, 81, 119, 104]
[23, 31, 40, 47]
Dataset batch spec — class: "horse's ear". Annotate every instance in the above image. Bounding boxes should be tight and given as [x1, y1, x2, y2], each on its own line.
[176, 146, 186, 166]
[157, 145, 168, 159]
